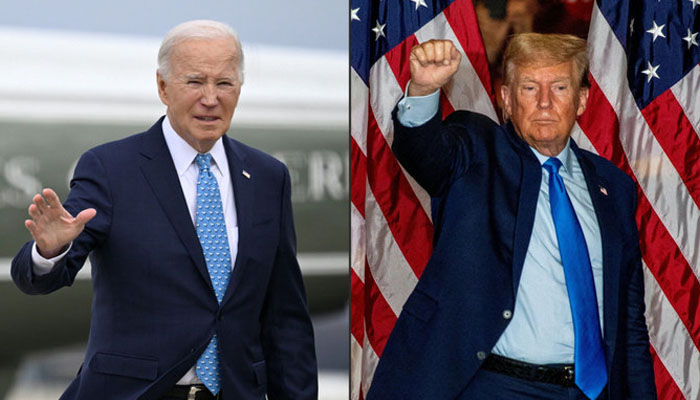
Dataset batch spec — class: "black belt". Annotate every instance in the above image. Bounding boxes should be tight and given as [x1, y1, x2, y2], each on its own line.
[163, 384, 219, 400]
[481, 354, 576, 388]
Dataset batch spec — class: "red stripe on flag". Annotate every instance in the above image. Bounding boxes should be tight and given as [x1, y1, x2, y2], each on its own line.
[440, 91, 456, 120]
[366, 107, 433, 277]
[351, 135, 367, 216]
[351, 266, 365, 345]
[640, 90, 700, 210]
[384, 35, 418, 93]
[580, 77, 700, 351]
[443, 0, 494, 106]
[364, 259, 398, 357]
[650, 344, 685, 400]
[578, 76, 632, 176]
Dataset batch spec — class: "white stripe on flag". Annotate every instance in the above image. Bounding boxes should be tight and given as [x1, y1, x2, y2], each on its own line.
[644, 266, 700, 400]
[670, 63, 700, 138]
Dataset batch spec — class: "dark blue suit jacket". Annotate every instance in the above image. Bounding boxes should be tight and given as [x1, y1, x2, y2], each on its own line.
[367, 110, 656, 399]
[12, 118, 317, 400]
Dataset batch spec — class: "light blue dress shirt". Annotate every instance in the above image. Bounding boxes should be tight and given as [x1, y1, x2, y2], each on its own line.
[397, 90, 604, 364]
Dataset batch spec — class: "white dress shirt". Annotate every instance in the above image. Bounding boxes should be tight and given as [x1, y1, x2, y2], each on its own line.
[31, 116, 239, 385]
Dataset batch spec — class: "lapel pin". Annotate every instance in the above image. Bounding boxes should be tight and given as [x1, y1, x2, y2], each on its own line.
[599, 186, 608, 196]
[242, 170, 251, 179]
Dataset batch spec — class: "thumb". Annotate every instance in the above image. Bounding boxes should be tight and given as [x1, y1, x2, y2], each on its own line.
[75, 208, 97, 226]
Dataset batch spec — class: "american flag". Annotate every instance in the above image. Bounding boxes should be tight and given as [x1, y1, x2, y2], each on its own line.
[577, 1, 700, 398]
[350, 0, 495, 398]
[351, 0, 700, 399]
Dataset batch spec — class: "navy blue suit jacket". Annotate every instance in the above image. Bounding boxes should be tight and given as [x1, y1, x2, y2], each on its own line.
[366, 110, 656, 399]
[12, 118, 317, 400]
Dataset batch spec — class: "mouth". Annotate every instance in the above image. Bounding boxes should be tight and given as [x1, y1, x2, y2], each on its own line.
[194, 116, 220, 122]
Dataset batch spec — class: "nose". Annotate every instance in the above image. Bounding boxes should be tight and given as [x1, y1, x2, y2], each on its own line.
[200, 84, 218, 107]
[537, 87, 552, 109]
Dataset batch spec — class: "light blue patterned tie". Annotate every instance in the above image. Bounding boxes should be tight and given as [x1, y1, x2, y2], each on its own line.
[544, 158, 607, 399]
[194, 153, 232, 395]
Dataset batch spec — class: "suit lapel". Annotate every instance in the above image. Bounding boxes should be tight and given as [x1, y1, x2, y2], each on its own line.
[571, 142, 620, 357]
[509, 126, 543, 296]
[221, 136, 253, 305]
[138, 119, 213, 292]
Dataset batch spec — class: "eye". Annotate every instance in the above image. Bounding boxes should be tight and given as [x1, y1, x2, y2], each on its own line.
[187, 80, 202, 86]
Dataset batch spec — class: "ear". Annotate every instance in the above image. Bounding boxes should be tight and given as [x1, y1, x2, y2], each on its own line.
[501, 85, 512, 120]
[576, 86, 589, 117]
[156, 72, 169, 106]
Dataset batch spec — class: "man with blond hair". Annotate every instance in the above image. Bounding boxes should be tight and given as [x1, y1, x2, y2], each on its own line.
[12, 20, 317, 400]
[367, 34, 655, 399]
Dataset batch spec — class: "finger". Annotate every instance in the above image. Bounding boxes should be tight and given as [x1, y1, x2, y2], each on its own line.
[434, 41, 445, 64]
[75, 208, 97, 226]
[43, 188, 62, 209]
[28, 203, 42, 220]
[25, 219, 40, 239]
[422, 41, 435, 64]
[450, 45, 462, 63]
[410, 45, 427, 66]
[32, 194, 48, 214]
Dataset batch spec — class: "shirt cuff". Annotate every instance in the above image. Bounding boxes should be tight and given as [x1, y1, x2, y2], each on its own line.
[396, 83, 440, 127]
[31, 242, 72, 276]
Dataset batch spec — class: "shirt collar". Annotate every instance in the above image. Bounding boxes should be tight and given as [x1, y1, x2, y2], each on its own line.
[161, 116, 227, 176]
[530, 139, 573, 174]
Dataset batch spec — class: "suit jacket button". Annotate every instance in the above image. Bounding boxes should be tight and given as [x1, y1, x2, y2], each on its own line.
[503, 310, 512, 320]
[217, 311, 223, 321]
[476, 351, 487, 360]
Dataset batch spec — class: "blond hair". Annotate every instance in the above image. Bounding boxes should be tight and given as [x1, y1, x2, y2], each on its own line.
[502, 33, 589, 88]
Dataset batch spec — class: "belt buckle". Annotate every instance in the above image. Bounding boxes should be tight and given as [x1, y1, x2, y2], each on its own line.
[187, 385, 204, 400]
[562, 365, 575, 386]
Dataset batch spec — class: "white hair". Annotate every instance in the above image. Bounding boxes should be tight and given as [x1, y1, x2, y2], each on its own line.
[157, 20, 245, 83]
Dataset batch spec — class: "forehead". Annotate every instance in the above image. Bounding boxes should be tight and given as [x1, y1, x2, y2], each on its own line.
[170, 37, 239, 75]
[513, 60, 576, 83]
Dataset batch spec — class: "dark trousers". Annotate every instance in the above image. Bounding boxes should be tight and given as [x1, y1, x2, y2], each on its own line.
[458, 368, 607, 400]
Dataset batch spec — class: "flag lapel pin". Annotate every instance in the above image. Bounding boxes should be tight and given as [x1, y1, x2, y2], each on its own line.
[242, 170, 251, 179]
[599, 185, 608, 196]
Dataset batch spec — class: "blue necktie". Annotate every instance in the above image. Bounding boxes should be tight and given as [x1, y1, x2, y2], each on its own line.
[194, 153, 232, 395]
[543, 158, 607, 399]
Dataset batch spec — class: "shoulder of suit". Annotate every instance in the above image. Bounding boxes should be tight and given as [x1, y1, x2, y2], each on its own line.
[223, 135, 287, 172]
[576, 146, 635, 188]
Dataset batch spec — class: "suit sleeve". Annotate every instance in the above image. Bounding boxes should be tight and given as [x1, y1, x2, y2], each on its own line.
[260, 167, 318, 400]
[391, 106, 495, 198]
[620, 179, 657, 399]
[11, 149, 112, 295]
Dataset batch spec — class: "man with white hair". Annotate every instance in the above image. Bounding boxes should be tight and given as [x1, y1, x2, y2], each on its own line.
[11, 20, 317, 400]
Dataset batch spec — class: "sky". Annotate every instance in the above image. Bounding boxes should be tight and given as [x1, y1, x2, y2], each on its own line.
[0, 0, 347, 51]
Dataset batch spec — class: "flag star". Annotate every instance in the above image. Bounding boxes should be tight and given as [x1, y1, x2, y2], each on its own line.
[372, 20, 386, 41]
[683, 28, 699, 49]
[646, 21, 666, 42]
[690, 0, 700, 9]
[629, 18, 634, 34]
[410, 0, 428, 10]
[641, 61, 660, 82]
[351, 7, 360, 22]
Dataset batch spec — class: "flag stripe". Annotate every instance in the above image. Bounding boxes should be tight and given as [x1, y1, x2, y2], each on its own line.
[364, 186, 420, 315]
[442, 0, 494, 108]
[363, 258, 398, 358]
[650, 345, 686, 400]
[640, 90, 700, 210]
[366, 107, 433, 277]
[671, 63, 700, 134]
[351, 266, 366, 345]
[351, 136, 367, 216]
[644, 265, 700, 400]
[415, 12, 497, 120]
[580, 75, 700, 359]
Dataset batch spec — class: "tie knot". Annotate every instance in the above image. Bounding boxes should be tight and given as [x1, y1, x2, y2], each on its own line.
[196, 153, 213, 171]
[543, 157, 562, 175]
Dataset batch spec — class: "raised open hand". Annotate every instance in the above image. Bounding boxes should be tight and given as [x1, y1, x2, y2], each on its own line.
[408, 39, 462, 97]
[25, 188, 96, 258]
